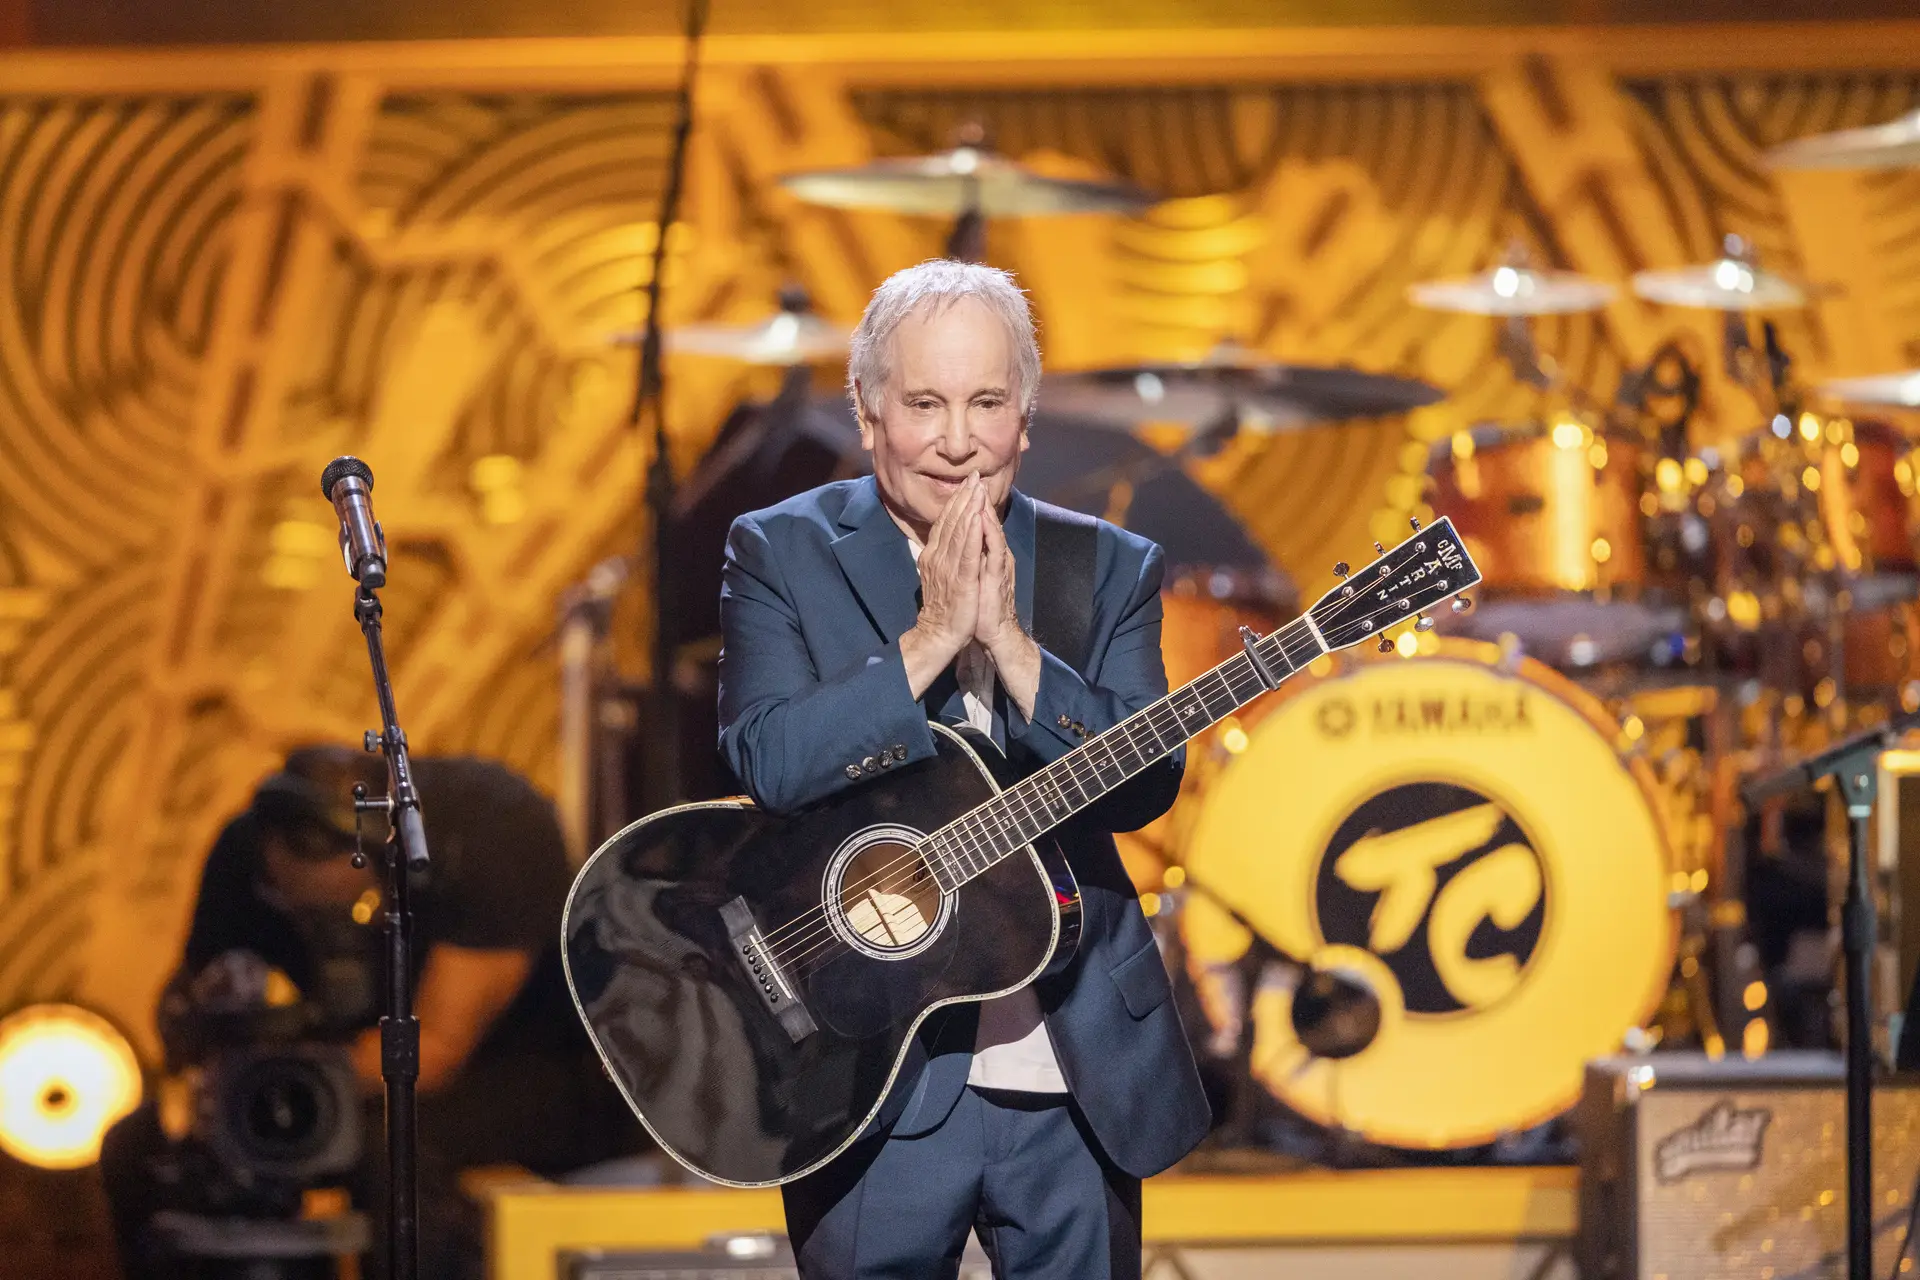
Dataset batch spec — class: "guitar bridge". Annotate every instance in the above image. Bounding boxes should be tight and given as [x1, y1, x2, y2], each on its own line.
[721, 897, 817, 1044]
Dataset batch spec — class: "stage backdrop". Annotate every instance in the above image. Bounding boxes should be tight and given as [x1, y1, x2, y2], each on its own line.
[0, 26, 1914, 1053]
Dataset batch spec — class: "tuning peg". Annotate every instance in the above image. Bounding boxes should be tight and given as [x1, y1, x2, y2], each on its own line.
[1333, 561, 1350, 579]
[1414, 614, 1435, 632]
[1410, 516, 1422, 531]
[1452, 595, 1473, 614]
[1374, 541, 1386, 555]
[1377, 635, 1394, 653]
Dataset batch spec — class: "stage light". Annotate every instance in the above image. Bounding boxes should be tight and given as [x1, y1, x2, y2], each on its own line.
[0, 1004, 142, 1169]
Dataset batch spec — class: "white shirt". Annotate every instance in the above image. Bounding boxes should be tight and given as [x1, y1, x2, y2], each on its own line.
[906, 536, 1068, 1093]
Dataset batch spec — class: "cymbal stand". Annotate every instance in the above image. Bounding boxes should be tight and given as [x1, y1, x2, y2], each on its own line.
[624, 0, 707, 813]
[945, 196, 986, 263]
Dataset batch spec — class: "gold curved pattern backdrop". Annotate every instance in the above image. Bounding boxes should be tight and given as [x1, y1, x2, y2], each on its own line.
[0, 28, 1915, 1053]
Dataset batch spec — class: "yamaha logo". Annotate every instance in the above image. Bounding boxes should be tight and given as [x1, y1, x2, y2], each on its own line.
[1313, 690, 1536, 738]
[1314, 782, 1546, 1015]
[1316, 698, 1358, 738]
[1654, 1101, 1771, 1182]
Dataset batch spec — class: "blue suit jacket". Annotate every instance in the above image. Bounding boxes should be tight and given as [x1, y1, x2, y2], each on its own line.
[717, 476, 1211, 1179]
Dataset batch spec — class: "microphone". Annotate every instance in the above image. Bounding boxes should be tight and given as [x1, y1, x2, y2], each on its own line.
[319, 456, 387, 589]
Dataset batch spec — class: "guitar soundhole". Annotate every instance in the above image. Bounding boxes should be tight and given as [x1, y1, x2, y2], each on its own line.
[825, 827, 952, 959]
[839, 843, 939, 948]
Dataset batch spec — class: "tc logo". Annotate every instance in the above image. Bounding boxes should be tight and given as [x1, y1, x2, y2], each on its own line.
[1314, 782, 1546, 1015]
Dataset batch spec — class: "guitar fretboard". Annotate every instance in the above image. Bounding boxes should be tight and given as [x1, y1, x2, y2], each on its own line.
[918, 615, 1327, 893]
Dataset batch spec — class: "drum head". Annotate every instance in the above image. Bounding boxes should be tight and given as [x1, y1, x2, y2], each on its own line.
[1182, 643, 1674, 1149]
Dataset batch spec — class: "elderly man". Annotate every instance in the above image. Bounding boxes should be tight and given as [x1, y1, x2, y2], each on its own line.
[717, 260, 1210, 1279]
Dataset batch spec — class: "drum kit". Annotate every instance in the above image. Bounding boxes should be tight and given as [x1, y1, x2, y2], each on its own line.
[602, 110, 1920, 1161]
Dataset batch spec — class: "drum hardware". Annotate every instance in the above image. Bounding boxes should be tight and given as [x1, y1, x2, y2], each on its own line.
[573, 283, 870, 835]
[778, 123, 1156, 261]
[1819, 369, 1920, 413]
[1405, 262, 1617, 317]
[1407, 249, 1621, 427]
[1411, 269, 1729, 676]
[1036, 397, 1248, 522]
[1040, 343, 1446, 435]
[1169, 869, 1383, 1156]
[1618, 337, 1704, 465]
[1630, 234, 1822, 313]
[1767, 106, 1920, 171]
[608, 284, 849, 366]
[1709, 413, 1920, 722]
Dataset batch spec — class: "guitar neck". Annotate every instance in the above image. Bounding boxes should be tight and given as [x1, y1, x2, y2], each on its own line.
[921, 614, 1326, 892]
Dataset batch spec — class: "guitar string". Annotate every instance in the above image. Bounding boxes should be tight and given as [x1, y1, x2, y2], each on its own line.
[758, 572, 1460, 972]
[760, 637, 1289, 973]
[751, 559, 1455, 959]
[757, 576, 1459, 974]
[755, 583, 1451, 974]
[773, 652, 1384, 971]
[751, 609, 1313, 957]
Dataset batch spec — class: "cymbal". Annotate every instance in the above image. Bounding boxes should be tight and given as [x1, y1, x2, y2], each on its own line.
[1042, 350, 1445, 431]
[610, 311, 850, 366]
[1767, 108, 1920, 171]
[1630, 256, 1813, 310]
[1817, 369, 1920, 411]
[779, 147, 1155, 218]
[1407, 266, 1617, 316]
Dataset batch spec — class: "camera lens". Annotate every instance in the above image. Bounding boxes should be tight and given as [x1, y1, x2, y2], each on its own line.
[230, 1059, 337, 1164]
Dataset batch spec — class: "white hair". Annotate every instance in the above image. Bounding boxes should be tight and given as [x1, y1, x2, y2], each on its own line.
[847, 259, 1041, 422]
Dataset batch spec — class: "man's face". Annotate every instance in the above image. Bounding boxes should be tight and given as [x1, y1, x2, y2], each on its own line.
[857, 296, 1029, 541]
[261, 831, 377, 908]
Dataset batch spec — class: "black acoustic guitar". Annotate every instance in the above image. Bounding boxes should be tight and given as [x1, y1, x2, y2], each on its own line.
[563, 519, 1481, 1187]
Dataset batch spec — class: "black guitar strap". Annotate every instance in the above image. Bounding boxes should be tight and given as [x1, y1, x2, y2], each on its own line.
[1031, 503, 1099, 674]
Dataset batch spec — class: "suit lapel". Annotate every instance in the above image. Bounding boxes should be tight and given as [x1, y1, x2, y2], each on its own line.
[830, 480, 1040, 744]
[829, 476, 920, 642]
[1005, 487, 1037, 635]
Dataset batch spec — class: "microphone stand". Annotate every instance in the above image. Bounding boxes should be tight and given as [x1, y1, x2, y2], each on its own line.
[348, 580, 432, 1280]
[1743, 705, 1920, 1280]
[627, 0, 708, 813]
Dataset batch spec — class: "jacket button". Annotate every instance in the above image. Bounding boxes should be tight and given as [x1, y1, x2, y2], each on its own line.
[862, 755, 878, 773]
[1057, 714, 1072, 729]
[891, 744, 907, 761]
[845, 764, 862, 780]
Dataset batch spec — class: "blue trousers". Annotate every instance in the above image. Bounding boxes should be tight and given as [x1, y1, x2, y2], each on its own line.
[781, 1087, 1142, 1280]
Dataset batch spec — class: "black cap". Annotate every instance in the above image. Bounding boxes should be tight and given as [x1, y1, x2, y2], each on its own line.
[250, 744, 389, 860]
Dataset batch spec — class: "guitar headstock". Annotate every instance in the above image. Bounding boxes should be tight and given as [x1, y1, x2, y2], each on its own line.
[1307, 517, 1483, 653]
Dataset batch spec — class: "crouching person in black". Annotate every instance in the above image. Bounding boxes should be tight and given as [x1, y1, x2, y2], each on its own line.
[100, 746, 641, 1280]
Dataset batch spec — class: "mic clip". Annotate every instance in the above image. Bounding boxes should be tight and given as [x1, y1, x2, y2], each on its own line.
[339, 519, 387, 582]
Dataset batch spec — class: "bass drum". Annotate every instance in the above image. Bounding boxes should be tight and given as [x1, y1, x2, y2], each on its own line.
[1179, 641, 1674, 1149]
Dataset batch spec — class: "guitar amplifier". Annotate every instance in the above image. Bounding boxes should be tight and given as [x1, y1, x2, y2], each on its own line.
[562, 1236, 995, 1280]
[1578, 1052, 1920, 1280]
